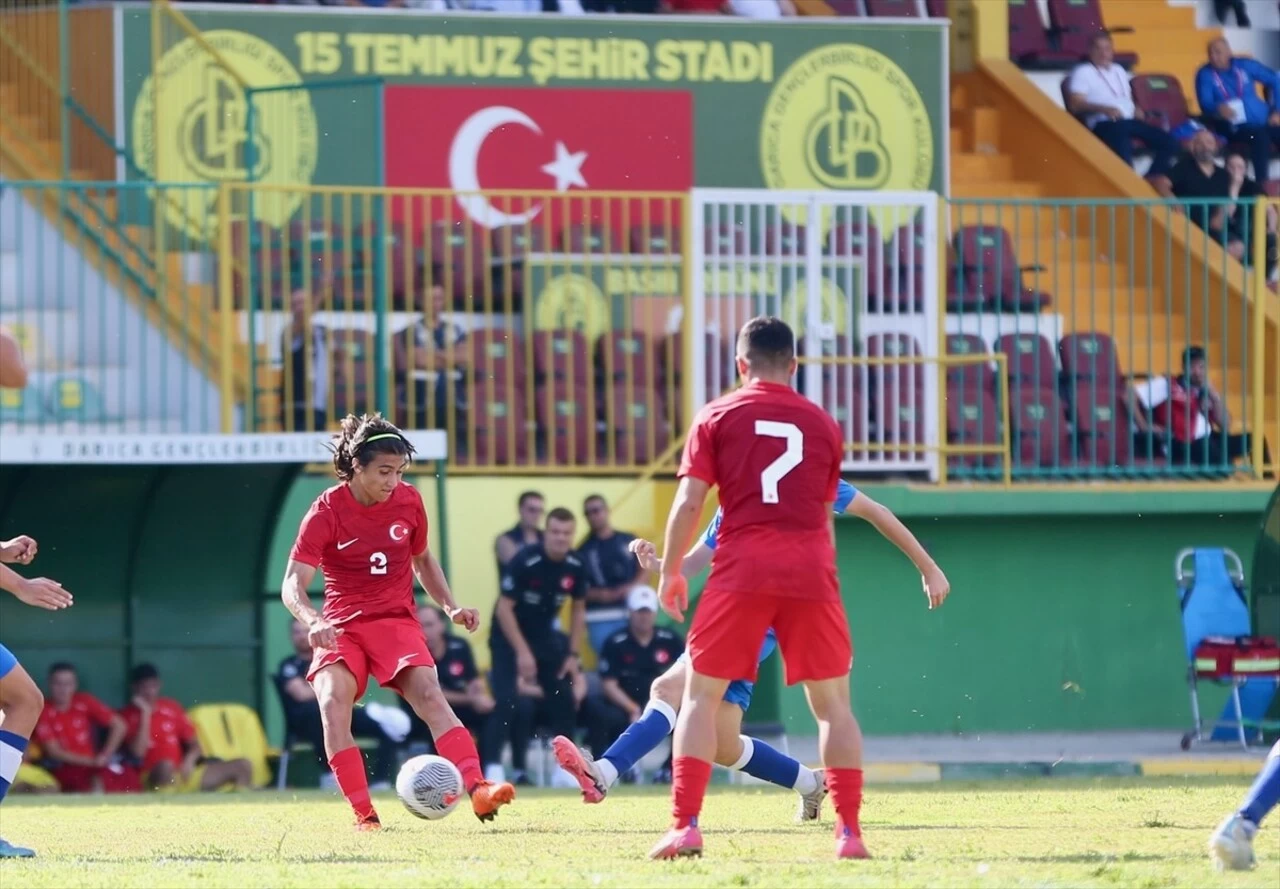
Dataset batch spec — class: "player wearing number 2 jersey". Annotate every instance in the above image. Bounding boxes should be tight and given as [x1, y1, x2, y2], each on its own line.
[649, 317, 951, 862]
[282, 414, 515, 829]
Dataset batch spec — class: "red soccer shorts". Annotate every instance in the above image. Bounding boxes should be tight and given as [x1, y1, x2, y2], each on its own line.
[307, 615, 435, 698]
[687, 587, 853, 685]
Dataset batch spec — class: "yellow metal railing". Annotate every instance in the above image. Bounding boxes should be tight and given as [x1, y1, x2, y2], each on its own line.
[219, 183, 688, 473]
[1254, 197, 1279, 480]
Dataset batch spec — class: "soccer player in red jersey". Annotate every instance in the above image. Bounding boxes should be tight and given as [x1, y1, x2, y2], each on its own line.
[648, 317, 950, 861]
[34, 662, 128, 793]
[281, 414, 515, 829]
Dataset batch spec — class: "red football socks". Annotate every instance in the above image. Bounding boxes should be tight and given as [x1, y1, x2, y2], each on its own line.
[436, 726, 484, 792]
[329, 746, 376, 821]
[671, 756, 713, 829]
[828, 767, 864, 837]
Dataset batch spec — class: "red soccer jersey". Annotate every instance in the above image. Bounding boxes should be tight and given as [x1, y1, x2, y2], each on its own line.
[34, 692, 115, 759]
[680, 380, 844, 600]
[119, 697, 195, 771]
[289, 481, 429, 624]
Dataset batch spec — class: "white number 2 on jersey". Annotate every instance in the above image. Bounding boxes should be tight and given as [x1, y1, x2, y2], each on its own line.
[755, 420, 803, 504]
[369, 552, 388, 575]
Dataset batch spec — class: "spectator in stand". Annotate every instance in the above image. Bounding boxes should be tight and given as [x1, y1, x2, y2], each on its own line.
[1155, 128, 1245, 259]
[274, 620, 400, 789]
[399, 268, 468, 432]
[399, 605, 500, 774]
[589, 587, 683, 776]
[33, 663, 128, 794]
[494, 490, 544, 573]
[1067, 32, 1180, 180]
[1196, 38, 1280, 185]
[120, 664, 253, 792]
[578, 494, 644, 656]
[1127, 345, 1272, 471]
[1212, 0, 1251, 27]
[1225, 149, 1280, 279]
[282, 286, 329, 433]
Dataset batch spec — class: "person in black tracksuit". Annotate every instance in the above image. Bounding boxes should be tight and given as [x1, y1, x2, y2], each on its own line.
[491, 507, 588, 783]
[398, 605, 501, 771]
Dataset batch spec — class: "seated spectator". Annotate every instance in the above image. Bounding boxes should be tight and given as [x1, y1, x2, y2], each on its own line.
[1225, 149, 1280, 278]
[281, 286, 328, 433]
[1212, 0, 1251, 29]
[1127, 345, 1272, 471]
[1067, 32, 1180, 180]
[399, 606, 499, 768]
[398, 272, 468, 431]
[274, 620, 399, 789]
[587, 587, 682, 774]
[120, 664, 252, 793]
[578, 494, 644, 656]
[1155, 129, 1244, 259]
[1196, 38, 1280, 184]
[33, 662, 127, 794]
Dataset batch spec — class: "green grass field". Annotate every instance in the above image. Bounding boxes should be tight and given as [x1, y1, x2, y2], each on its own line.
[1, 779, 1276, 887]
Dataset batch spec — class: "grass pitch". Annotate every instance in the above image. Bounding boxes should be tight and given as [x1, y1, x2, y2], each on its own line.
[0, 778, 1276, 887]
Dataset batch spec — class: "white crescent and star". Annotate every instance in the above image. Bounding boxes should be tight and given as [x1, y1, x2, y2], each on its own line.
[390, 524, 408, 542]
[447, 105, 589, 230]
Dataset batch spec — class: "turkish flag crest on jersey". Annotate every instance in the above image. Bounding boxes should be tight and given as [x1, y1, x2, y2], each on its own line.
[383, 86, 693, 237]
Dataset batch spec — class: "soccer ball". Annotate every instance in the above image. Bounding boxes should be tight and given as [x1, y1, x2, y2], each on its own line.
[395, 754, 464, 820]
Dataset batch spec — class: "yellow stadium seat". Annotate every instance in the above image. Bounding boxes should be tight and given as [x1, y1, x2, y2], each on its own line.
[188, 703, 279, 789]
[0, 384, 46, 422]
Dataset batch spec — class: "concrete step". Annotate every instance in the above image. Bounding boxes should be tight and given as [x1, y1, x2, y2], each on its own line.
[951, 152, 1015, 182]
[951, 179, 1044, 199]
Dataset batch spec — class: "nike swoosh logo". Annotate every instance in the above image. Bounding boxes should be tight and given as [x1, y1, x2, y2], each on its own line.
[337, 539, 359, 550]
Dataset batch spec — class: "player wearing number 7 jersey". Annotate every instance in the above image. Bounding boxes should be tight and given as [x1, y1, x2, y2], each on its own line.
[649, 317, 951, 862]
[282, 414, 515, 829]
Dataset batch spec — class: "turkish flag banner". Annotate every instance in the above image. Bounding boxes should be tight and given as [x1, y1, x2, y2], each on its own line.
[383, 85, 693, 249]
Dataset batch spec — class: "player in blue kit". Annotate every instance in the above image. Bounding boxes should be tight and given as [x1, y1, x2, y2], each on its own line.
[0, 325, 74, 859]
[1209, 739, 1280, 870]
[556, 478, 943, 822]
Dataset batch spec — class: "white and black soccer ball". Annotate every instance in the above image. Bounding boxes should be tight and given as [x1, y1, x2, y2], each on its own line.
[396, 754, 464, 821]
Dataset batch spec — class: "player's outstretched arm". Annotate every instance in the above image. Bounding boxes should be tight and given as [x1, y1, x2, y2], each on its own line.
[0, 535, 37, 565]
[411, 548, 479, 633]
[658, 477, 712, 621]
[281, 559, 346, 650]
[0, 324, 28, 389]
[0, 562, 72, 610]
[846, 493, 951, 609]
[629, 537, 714, 579]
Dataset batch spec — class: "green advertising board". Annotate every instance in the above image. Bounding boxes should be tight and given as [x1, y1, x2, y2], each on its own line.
[122, 6, 947, 233]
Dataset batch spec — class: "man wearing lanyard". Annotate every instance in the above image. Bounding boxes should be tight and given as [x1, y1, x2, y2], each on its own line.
[1196, 38, 1280, 185]
[1067, 32, 1180, 180]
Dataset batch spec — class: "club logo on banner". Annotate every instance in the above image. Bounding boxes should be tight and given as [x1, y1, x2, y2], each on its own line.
[760, 44, 933, 236]
[132, 30, 319, 239]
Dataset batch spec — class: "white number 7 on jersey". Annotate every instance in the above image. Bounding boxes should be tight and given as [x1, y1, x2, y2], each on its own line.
[756, 420, 803, 504]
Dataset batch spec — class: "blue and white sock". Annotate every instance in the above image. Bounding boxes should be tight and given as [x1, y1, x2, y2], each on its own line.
[598, 699, 677, 787]
[0, 729, 29, 804]
[1240, 739, 1280, 827]
[728, 734, 818, 794]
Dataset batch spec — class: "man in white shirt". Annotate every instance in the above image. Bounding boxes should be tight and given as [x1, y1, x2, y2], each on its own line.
[1067, 32, 1180, 179]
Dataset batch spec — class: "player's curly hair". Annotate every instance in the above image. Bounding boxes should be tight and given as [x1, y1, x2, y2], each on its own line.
[330, 413, 415, 481]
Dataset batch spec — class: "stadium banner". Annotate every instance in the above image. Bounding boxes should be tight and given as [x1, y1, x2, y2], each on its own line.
[120, 6, 946, 215]
[0, 431, 447, 465]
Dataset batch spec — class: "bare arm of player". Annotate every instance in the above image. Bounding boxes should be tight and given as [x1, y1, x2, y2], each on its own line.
[494, 597, 537, 683]
[0, 324, 28, 389]
[0, 563, 73, 610]
[281, 559, 345, 651]
[411, 548, 479, 633]
[657, 477, 712, 622]
[846, 493, 951, 610]
[0, 535, 37, 565]
[629, 537, 714, 579]
[97, 714, 129, 766]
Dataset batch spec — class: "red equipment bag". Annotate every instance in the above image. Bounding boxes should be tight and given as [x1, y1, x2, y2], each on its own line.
[1192, 636, 1280, 679]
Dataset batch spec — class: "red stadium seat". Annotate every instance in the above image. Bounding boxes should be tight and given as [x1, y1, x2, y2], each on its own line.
[560, 224, 620, 255]
[1131, 74, 1192, 133]
[1058, 331, 1122, 382]
[1072, 386, 1133, 469]
[1010, 384, 1075, 470]
[468, 328, 528, 388]
[954, 225, 1051, 312]
[995, 333, 1059, 391]
[825, 0, 861, 15]
[1046, 0, 1138, 68]
[944, 332, 996, 397]
[891, 221, 929, 312]
[531, 329, 590, 384]
[602, 384, 670, 466]
[924, 0, 947, 16]
[764, 221, 806, 256]
[945, 380, 1001, 470]
[865, 0, 920, 16]
[535, 380, 593, 465]
[826, 219, 885, 311]
[1008, 0, 1081, 69]
[328, 328, 375, 418]
[866, 332, 924, 392]
[598, 330, 660, 387]
[629, 225, 681, 256]
[456, 383, 530, 467]
[875, 379, 926, 462]
[427, 220, 488, 304]
[704, 221, 748, 256]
